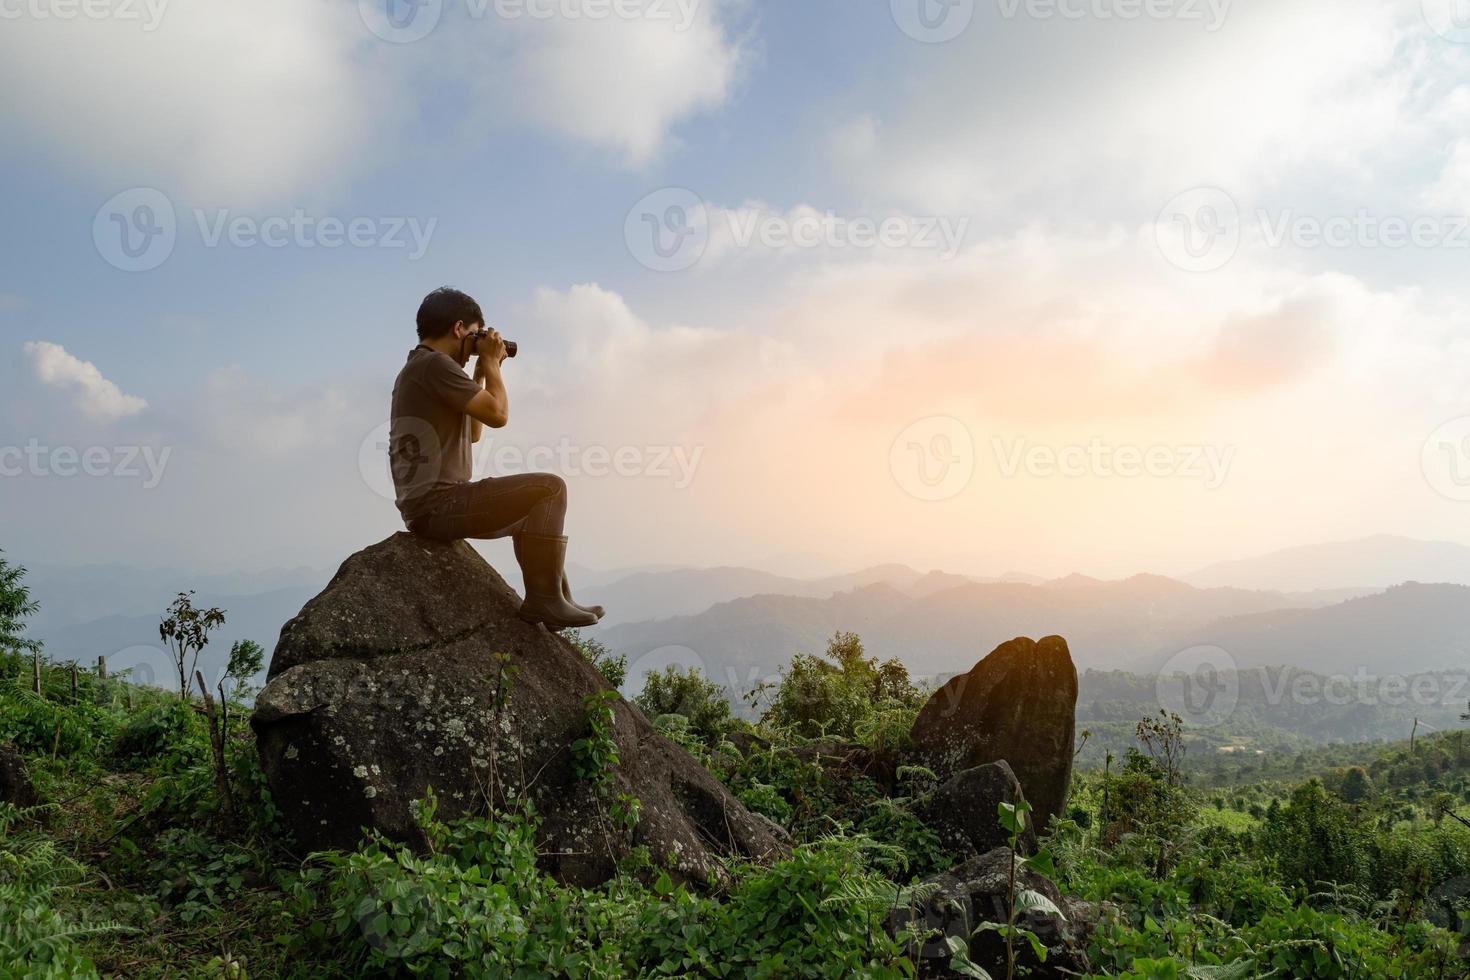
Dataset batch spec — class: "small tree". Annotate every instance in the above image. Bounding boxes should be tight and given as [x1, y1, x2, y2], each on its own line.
[1136, 709, 1187, 787]
[224, 639, 266, 703]
[0, 549, 42, 657]
[1339, 766, 1374, 803]
[158, 591, 225, 700]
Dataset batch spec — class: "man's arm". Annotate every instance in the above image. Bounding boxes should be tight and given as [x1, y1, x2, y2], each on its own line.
[466, 356, 509, 439]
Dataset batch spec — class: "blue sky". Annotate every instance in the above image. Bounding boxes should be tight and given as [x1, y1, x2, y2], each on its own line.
[5, 0, 1470, 578]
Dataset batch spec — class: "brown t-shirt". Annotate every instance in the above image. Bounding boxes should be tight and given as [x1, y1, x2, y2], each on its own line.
[389, 347, 483, 521]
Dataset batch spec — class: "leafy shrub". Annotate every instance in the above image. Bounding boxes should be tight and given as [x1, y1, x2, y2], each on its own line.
[618, 835, 915, 978]
[1258, 781, 1371, 891]
[0, 687, 114, 758]
[127, 828, 256, 923]
[759, 632, 922, 745]
[110, 700, 208, 772]
[635, 666, 732, 745]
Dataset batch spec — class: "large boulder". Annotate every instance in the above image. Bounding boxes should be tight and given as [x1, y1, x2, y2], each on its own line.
[888, 847, 1090, 979]
[251, 533, 787, 887]
[0, 743, 37, 809]
[907, 636, 1078, 833]
[917, 761, 1035, 861]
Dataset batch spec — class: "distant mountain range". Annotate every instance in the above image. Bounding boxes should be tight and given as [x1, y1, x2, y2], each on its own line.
[1144, 582, 1470, 675]
[595, 574, 1391, 693]
[21, 534, 1470, 695]
[578, 564, 1044, 626]
[1185, 535, 1470, 591]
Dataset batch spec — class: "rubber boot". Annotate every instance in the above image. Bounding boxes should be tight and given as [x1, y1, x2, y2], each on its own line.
[514, 535, 605, 620]
[515, 534, 600, 630]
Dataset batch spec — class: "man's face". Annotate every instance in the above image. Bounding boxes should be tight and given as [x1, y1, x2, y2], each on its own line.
[451, 320, 483, 342]
[450, 320, 484, 365]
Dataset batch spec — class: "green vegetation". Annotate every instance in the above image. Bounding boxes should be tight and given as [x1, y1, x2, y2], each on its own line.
[1076, 667, 1464, 775]
[753, 631, 926, 750]
[1, 549, 1468, 977]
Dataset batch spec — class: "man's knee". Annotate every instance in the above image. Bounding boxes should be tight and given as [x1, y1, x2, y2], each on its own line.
[537, 473, 567, 498]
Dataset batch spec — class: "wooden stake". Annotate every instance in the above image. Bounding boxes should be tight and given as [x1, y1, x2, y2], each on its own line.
[196, 670, 236, 827]
[31, 652, 41, 694]
[97, 656, 108, 680]
[70, 663, 79, 701]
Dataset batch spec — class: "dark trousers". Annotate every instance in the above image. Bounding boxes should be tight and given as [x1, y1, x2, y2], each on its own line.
[405, 474, 568, 541]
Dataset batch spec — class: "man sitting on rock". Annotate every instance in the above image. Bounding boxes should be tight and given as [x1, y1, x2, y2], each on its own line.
[387, 286, 603, 631]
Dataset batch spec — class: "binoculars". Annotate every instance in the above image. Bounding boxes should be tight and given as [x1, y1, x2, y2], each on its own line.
[467, 329, 517, 359]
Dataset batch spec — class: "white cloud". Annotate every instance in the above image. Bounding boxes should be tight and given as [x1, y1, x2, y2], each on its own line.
[22, 342, 148, 421]
[0, 1, 378, 206]
[486, 4, 744, 166]
[832, 0, 1470, 219]
[0, 0, 744, 204]
[1420, 138, 1470, 212]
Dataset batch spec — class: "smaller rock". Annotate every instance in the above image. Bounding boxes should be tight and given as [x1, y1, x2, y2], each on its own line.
[887, 847, 1089, 980]
[0, 743, 38, 809]
[791, 740, 898, 792]
[720, 730, 771, 758]
[917, 761, 1035, 862]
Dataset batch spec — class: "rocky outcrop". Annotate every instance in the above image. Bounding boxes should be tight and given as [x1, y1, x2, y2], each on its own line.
[917, 761, 1035, 861]
[251, 533, 787, 888]
[0, 743, 37, 809]
[888, 847, 1091, 979]
[907, 636, 1078, 832]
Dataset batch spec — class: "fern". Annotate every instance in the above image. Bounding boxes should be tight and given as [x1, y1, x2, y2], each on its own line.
[0, 803, 137, 976]
[1184, 961, 1275, 980]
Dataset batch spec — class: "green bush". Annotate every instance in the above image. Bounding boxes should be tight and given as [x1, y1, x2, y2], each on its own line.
[1258, 781, 1371, 891]
[110, 700, 208, 772]
[759, 632, 923, 745]
[635, 666, 732, 745]
[0, 688, 115, 758]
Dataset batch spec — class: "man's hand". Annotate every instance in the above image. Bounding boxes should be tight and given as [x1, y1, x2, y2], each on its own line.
[465, 326, 510, 436]
[474, 327, 508, 368]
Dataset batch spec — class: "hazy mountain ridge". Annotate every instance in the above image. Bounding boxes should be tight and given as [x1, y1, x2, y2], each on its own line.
[597, 574, 1387, 692]
[1186, 535, 1470, 591]
[580, 563, 933, 625]
[28, 536, 1470, 698]
[1149, 582, 1470, 675]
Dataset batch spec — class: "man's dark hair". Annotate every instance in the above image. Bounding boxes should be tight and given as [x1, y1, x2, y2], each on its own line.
[417, 287, 484, 341]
